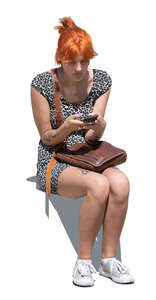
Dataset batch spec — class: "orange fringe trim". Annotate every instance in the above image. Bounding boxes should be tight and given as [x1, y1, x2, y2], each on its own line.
[46, 155, 57, 198]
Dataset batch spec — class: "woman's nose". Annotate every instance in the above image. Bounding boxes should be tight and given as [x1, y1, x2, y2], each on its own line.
[75, 62, 82, 72]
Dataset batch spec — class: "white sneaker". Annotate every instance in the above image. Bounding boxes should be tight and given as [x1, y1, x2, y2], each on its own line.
[72, 259, 97, 287]
[99, 257, 135, 284]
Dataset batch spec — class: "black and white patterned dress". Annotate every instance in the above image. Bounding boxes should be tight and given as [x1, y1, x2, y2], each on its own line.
[31, 68, 112, 194]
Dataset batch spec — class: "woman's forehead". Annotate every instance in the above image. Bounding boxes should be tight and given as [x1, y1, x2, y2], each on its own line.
[63, 54, 85, 63]
[72, 54, 84, 61]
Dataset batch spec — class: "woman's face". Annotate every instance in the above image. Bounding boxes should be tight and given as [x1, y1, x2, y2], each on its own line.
[61, 54, 90, 83]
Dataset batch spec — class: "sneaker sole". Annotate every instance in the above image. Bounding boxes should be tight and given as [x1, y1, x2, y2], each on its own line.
[72, 279, 95, 287]
[99, 271, 135, 284]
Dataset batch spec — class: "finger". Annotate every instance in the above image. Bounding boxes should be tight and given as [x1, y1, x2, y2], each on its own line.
[85, 123, 96, 126]
[82, 124, 96, 130]
[88, 113, 99, 116]
[78, 125, 88, 130]
[82, 121, 96, 126]
[76, 126, 84, 131]
[73, 114, 81, 119]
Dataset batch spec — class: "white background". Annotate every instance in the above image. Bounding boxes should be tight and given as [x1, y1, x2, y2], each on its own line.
[0, 0, 156, 298]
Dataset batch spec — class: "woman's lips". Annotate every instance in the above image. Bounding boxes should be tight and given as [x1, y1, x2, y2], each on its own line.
[74, 73, 82, 76]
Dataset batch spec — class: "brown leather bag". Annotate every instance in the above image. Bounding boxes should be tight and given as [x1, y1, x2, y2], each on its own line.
[46, 68, 127, 198]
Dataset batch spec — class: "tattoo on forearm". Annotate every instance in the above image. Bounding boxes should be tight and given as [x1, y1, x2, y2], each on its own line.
[81, 169, 90, 174]
[44, 131, 53, 143]
[43, 130, 59, 143]
[52, 132, 60, 138]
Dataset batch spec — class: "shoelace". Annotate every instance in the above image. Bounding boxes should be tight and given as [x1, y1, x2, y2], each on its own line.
[77, 262, 97, 277]
[112, 258, 130, 274]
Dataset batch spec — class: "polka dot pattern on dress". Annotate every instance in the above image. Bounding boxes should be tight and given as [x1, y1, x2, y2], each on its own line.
[31, 68, 112, 194]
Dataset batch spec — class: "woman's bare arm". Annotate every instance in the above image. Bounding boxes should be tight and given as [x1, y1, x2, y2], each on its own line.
[31, 87, 71, 146]
[85, 88, 111, 143]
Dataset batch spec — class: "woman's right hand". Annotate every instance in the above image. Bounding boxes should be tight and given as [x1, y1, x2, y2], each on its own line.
[64, 114, 95, 132]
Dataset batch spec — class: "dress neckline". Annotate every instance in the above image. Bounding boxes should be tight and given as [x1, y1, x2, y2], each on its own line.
[47, 68, 95, 105]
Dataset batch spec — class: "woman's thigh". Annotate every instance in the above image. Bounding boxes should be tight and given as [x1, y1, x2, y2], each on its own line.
[57, 165, 105, 198]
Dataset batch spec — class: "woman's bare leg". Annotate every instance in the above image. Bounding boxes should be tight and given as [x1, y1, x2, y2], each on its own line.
[57, 166, 110, 259]
[77, 172, 110, 259]
[100, 167, 130, 258]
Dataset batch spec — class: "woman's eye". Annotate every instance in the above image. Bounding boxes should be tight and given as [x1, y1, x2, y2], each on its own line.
[68, 60, 86, 65]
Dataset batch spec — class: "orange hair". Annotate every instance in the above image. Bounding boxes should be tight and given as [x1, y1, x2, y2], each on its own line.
[54, 16, 98, 64]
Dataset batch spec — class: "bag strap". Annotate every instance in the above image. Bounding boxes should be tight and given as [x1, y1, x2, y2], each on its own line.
[50, 69, 63, 124]
[50, 68, 68, 144]
[46, 68, 68, 200]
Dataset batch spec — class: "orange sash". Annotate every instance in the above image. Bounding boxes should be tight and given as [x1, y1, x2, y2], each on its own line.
[46, 154, 57, 198]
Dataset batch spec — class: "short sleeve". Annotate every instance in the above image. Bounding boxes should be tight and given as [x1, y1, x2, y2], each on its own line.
[101, 70, 112, 94]
[31, 73, 47, 99]
[95, 69, 112, 99]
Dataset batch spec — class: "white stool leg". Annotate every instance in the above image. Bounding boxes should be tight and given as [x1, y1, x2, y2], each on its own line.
[45, 193, 49, 218]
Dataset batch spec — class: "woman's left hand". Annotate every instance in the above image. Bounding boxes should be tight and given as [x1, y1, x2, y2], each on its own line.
[82, 113, 106, 131]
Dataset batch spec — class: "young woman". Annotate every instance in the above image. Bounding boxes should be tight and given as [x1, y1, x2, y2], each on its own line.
[31, 16, 134, 287]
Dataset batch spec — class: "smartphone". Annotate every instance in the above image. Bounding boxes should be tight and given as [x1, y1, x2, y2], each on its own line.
[81, 115, 98, 123]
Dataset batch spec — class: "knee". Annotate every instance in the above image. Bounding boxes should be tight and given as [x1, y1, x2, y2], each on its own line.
[89, 176, 110, 205]
[111, 173, 130, 202]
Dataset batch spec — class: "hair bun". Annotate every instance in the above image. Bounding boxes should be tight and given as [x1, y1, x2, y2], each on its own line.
[54, 16, 76, 34]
